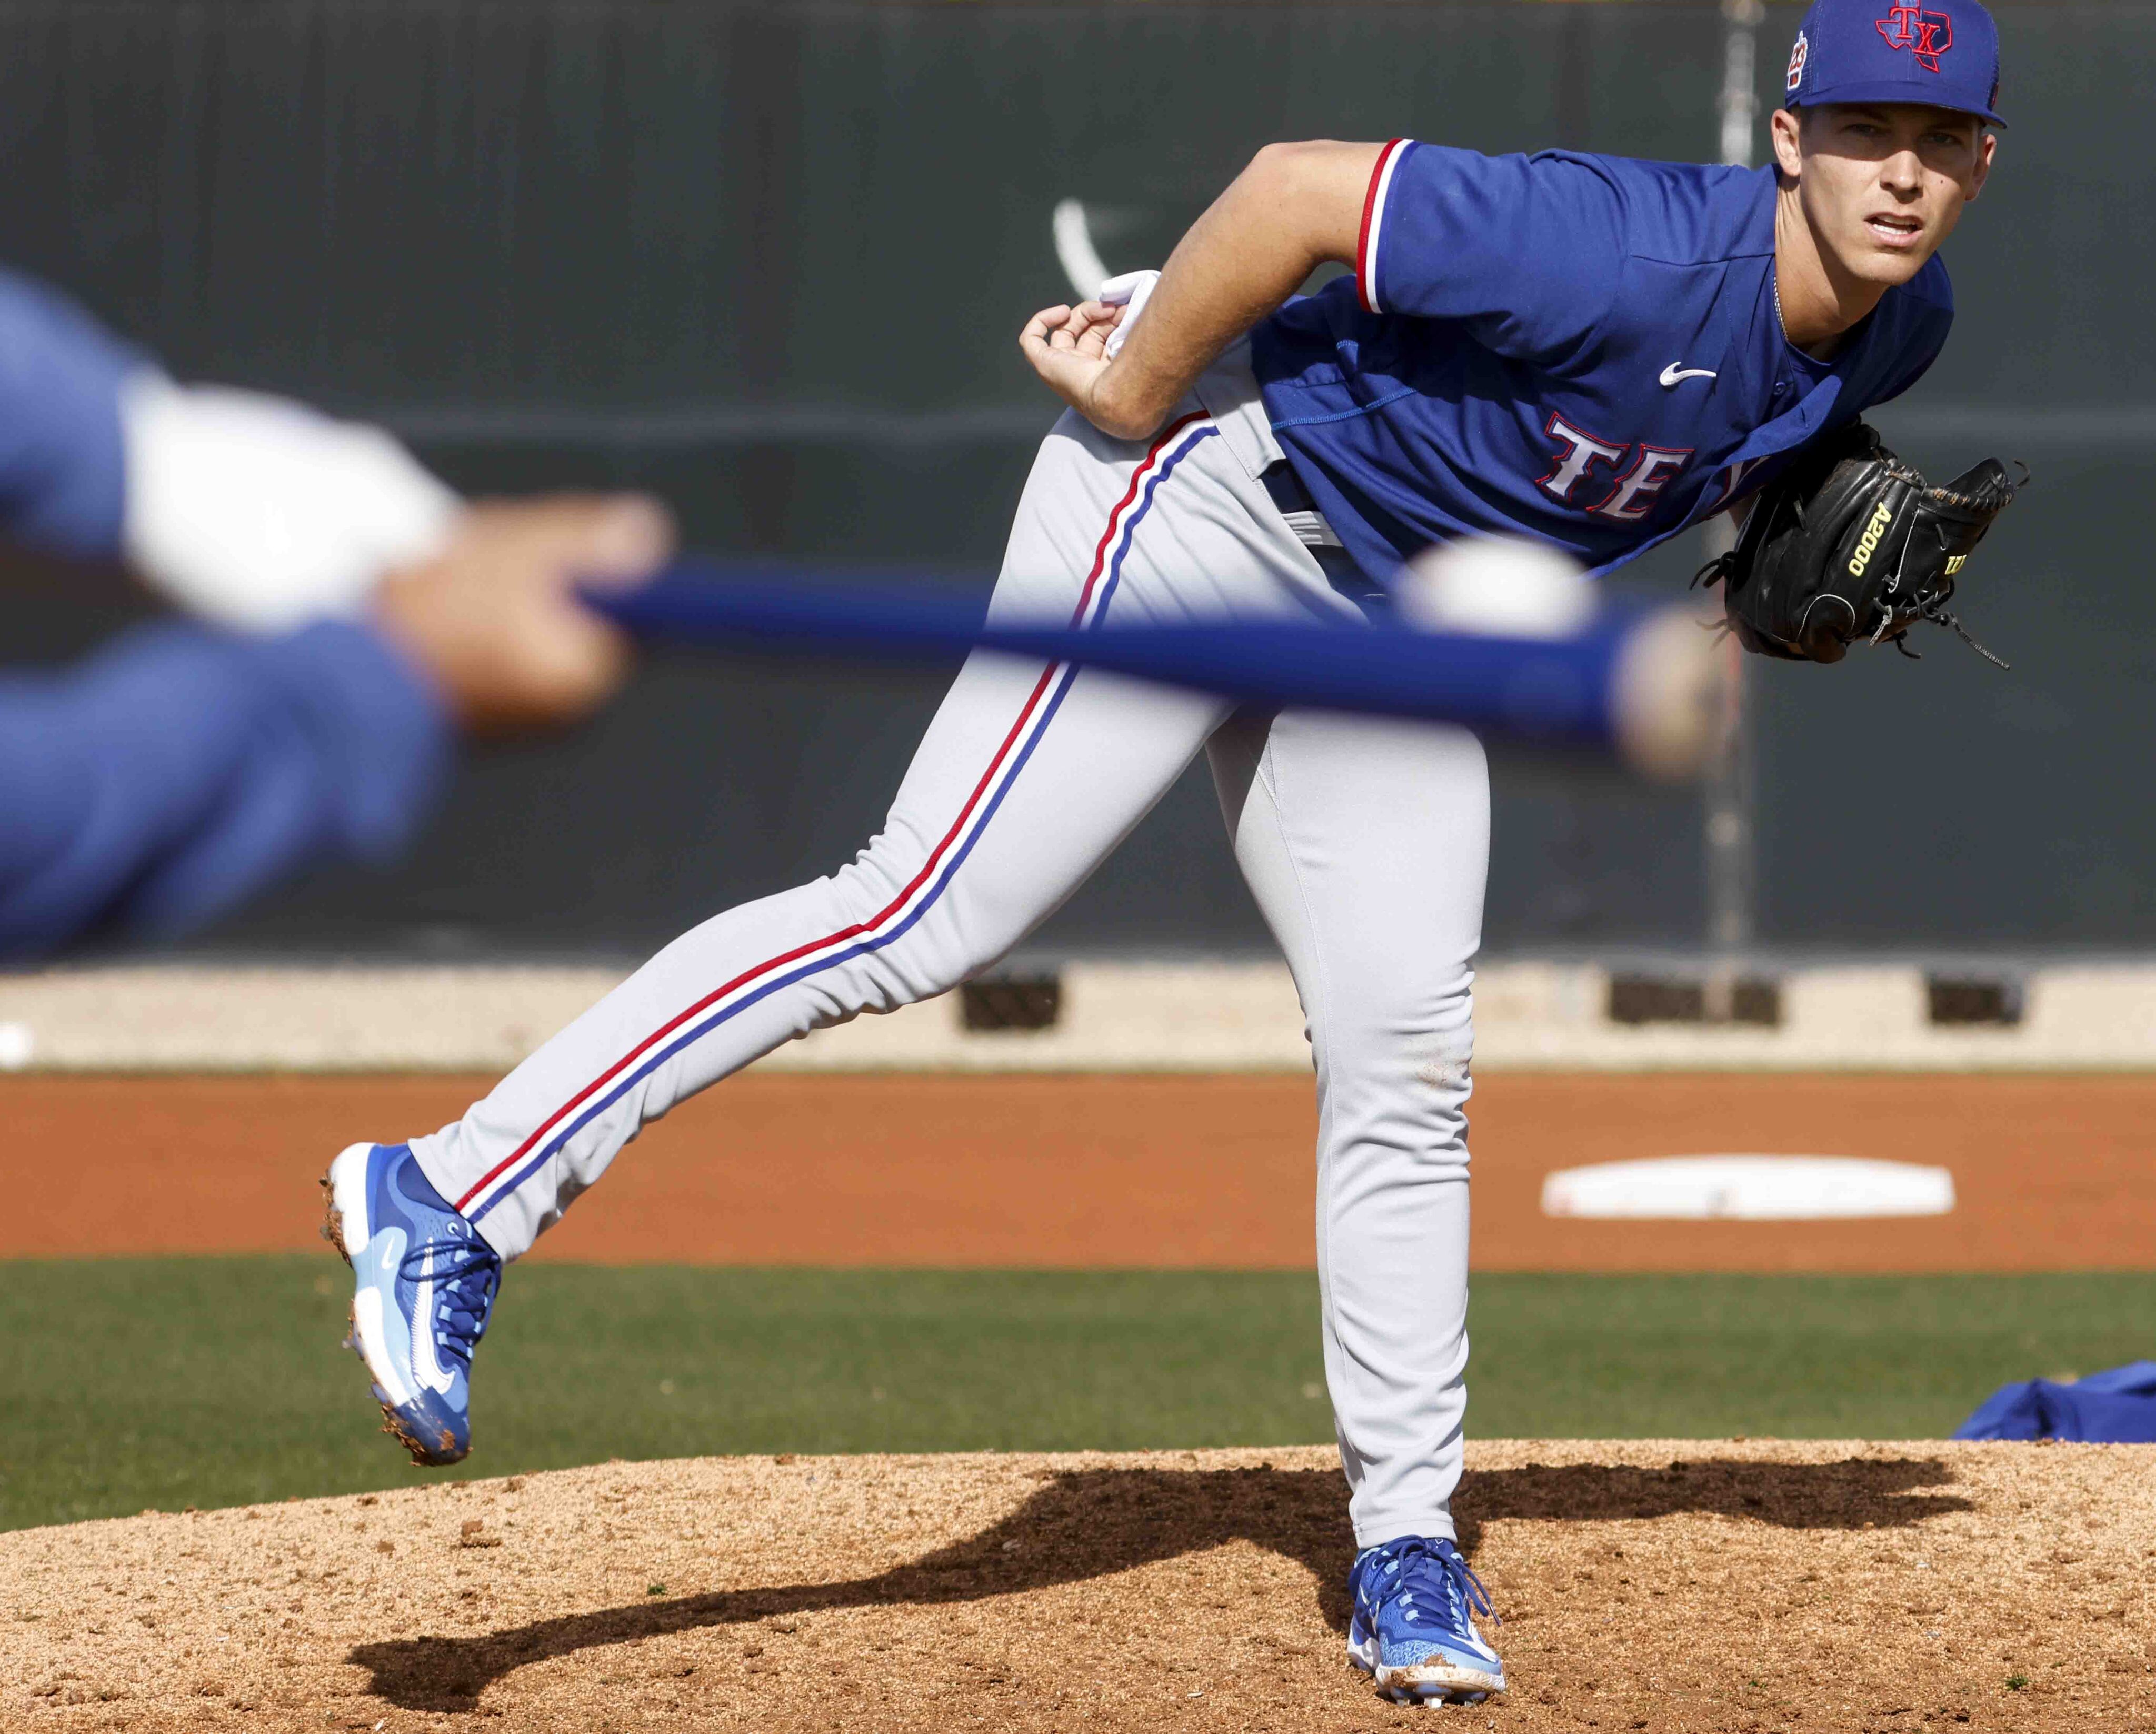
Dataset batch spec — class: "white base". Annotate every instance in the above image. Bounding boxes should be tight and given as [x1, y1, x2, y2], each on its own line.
[1541, 1154, 1955, 1221]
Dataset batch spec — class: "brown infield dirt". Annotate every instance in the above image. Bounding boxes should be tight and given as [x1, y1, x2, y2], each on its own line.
[7, 1077, 2155, 1730]
[4, 1441, 2153, 1732]
[2, 1070, 2152, 1269]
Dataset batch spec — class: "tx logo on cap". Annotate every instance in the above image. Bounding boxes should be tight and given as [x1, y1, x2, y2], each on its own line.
[1876, 5, 1954, 71]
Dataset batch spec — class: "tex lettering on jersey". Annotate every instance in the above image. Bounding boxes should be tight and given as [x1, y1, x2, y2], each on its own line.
[1251, 142, 1954, 582]
[1537, 417, 1693, 523]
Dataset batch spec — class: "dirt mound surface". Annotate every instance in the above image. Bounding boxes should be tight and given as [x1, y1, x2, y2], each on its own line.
[2, 1441, 2150, 1731]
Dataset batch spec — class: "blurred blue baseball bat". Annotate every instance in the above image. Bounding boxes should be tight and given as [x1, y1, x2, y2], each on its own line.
[586, 559, 1721, 780]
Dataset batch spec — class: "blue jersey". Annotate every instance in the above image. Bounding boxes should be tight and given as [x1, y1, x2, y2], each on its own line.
[0, 264, 137, 560]
[0, 265, 449, 956]
[1252, 140, 1953, 581]
[0, 620, 446, 958]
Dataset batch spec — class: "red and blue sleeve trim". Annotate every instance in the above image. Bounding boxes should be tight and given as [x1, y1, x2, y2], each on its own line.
[1355, 139, 1411, 316]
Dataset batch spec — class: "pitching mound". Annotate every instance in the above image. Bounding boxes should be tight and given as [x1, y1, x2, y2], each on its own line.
[3, 1442, 2150, 1731]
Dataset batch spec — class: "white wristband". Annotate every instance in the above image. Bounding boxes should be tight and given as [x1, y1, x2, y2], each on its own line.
[1099, 268, 1161, 361]
[119, 372, 461, 634]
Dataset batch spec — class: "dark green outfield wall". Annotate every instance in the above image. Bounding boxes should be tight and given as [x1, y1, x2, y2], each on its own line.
[4, 2, 2149, 954]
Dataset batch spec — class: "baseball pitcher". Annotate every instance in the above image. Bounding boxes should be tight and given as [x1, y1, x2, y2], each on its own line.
[325, 0, 2010, 1703]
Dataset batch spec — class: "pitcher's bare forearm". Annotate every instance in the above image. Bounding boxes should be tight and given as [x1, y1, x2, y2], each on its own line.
[1020, 141, 1381, 441]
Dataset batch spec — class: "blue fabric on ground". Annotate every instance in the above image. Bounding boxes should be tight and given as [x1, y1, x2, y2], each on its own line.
[1953, 1361, 2156, 1442]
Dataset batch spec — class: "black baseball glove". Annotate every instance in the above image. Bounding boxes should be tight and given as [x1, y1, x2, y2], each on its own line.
[1696, 421, 2021, 667]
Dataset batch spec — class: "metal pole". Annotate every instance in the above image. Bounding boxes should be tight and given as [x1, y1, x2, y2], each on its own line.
[1719, 0, 1765, 170]
[1703, 0, 1764, 994]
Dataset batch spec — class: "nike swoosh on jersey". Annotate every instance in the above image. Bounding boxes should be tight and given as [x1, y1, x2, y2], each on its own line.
[1659, 363, 1719, 387]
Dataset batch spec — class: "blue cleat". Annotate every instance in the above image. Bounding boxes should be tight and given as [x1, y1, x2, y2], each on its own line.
[322, 1141, 501, 1467]
[1347, 1535, 1506, 1705]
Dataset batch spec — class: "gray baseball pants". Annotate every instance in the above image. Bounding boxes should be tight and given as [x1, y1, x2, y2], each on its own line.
[410, 351, 1492, 1549]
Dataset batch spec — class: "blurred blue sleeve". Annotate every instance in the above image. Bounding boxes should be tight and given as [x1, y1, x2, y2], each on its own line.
[0, 620, 451, 957]
[0, 264, 142, 560]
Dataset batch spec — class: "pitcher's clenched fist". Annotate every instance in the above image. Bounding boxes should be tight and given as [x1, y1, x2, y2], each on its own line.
[1017, 298, 1130, 431]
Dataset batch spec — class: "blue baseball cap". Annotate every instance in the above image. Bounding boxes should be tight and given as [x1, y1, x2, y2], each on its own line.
[1784, 0, 2005, 127]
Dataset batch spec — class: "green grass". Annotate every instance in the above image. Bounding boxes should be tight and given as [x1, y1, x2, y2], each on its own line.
[2, 1260, 2150, 1531]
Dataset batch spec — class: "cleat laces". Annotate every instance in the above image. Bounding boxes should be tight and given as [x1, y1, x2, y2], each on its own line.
[1381, 1537, 1499, 1638]
[403, 1237, 499, 1373]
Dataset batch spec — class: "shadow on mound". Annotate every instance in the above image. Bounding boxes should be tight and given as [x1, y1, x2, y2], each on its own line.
[351, 1454, 1968, 1711]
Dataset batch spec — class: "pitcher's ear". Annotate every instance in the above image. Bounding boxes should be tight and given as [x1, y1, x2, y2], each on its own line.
[1770, 108, 1805, 182]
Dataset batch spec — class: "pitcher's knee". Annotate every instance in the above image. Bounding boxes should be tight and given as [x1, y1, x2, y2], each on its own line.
[1311, 977, 1473, 1083]
[1310, 1002, 1476, 1163]
[812, 849, 1021, 1012]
